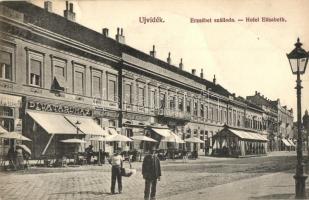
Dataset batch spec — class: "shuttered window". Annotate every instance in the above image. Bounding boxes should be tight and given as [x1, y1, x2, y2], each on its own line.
[54, 65, 65, 86]
[124, 84, 132, 104]
[138, 87, 144, 106]
[0, 51, 12, 80]
[74, 71, 84, 95]
[30, 59, 41, 86]
[108, 80, 116, 101]
[92, 76, 101, 98]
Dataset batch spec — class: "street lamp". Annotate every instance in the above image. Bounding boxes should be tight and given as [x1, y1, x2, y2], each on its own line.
[287, 37, 309, 199]
[75, 120, 81, 136]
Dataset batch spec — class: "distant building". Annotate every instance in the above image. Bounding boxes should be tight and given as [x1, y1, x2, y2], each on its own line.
[247, 92, 294, 151]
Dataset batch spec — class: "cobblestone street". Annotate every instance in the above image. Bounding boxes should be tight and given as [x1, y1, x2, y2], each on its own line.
[0, 151, 305, 200]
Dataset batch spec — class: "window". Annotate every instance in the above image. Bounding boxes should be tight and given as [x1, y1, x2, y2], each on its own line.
[200, 104, 204, 118]
[138, 87, 145, 106]
[178, 97, 184, 111]
[108, 79, 116, 101]
[124, 84, 132, 104]
[54, 65, 65, 86]
[160, 93, 165, 108]
[30, 59, 42, 87]
[0, 51, 12, 80]
[0, 107, 14, 117]
[193, 101, 198, 116]
[205, 106, 208, 119]
[149, 90, 156, 108]
[92, 76, 101, 98]
[186, 99, 191, 113]
[74, 71, 84, 95]
[169, 96, 176, 110]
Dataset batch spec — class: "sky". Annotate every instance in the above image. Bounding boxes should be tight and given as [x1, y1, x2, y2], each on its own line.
[31, 0, 309, 119]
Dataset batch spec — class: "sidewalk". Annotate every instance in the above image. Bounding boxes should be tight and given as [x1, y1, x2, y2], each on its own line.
[161, 170, 309, 200]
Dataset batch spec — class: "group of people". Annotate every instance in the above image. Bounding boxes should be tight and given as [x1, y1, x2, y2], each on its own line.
[109, 145, 161, 200]
[7, 145, 29, 170]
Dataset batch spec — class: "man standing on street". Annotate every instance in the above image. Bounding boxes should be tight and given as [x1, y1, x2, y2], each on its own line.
[109, 149, 123, 194]
[142, 145, 161, 200]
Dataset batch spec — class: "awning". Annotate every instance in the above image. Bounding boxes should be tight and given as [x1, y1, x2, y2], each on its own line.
[27, 111, 78, 135]
[108, 128, 118, 135]
[161, 132, 185, 143]
[0, 125, 8, 133]
[151, 128, 172, 137]
[64, 115, 108, 136]
[282, 139, 291, 146]
[288, 139, 296, 146]
[215, 127, 268, 142]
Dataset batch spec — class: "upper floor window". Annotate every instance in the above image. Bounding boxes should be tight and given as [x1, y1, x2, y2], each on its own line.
[92, 75, 101, 98]
[178, 97, 184, 111]
[74, 71, 84, 95]
[160, 93, 166, 108]
[138, 87, 145, 106]
[193, 101, 198, 116]
[0, 51, 12, 80]
[124, 84, 132, 104]
[169, 96, 176, 110]
[200, 104, 204, 118]
[108, 79, 116, 101]
[30, 59, 42, 87]
[186, 99, 191, 113]
[149, 90, 156, 108]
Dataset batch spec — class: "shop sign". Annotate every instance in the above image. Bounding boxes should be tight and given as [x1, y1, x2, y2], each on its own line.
[123, 113, 150, 122]
[27, 101, 92, 116]
[93, 108, 118, 118]
[0, 94, 21, 107]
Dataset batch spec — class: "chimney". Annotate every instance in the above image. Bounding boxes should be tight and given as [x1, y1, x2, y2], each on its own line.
[115, 27, 125, 44]
[213, 74, 216, 84]
[191, 69, 196, 75]
[255, 91, 258, 95]
[64, 1, 76, 22]
[167, 52, 171, 64]
[179, 58, 183, 70]
[200, 68, 204, 79]
[102, 28, 109, 37]
[150, 45, 156, 57]
[44, 1, 52, 12]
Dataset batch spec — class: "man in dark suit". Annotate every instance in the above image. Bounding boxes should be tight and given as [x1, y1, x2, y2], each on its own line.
[142, 145, 161, 200]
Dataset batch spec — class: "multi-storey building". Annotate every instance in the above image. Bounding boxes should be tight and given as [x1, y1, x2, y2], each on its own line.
[0, 1, 293, 158]
[247, 92, 294, 151]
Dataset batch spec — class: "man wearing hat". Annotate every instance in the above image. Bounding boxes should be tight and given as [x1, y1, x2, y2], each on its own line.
[142, 145, 161, 200]
[109, 148, 124, 194]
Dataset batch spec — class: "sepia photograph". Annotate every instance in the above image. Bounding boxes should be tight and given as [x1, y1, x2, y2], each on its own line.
[0, 0, 309, 199]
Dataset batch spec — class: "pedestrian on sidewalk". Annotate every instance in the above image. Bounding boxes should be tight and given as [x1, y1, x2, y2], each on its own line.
[142, 145, 161, 200]
[109, 149, 124, 194]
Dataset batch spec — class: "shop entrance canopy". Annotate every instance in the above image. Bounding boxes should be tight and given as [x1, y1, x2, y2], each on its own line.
[214, 127, 268, 142]
[64, 116, 108, 136]
[27, 111, 78, 135]
[151, 128, 172, 137]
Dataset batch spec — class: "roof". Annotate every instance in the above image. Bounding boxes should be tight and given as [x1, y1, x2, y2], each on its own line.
[1, 1, 232, 97]
[121, 44, 231, 97]
[215, 126, 268, 142]
[0, 1, 121, 57]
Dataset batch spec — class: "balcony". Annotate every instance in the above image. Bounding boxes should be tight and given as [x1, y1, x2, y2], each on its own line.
[122, 103, 156, 115]
[156, 109, 191, 122]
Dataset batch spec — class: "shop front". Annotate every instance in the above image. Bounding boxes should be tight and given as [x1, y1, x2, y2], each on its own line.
[0, 93, 22, 158]
[212, 125, 268, 157]
[23, 98, 109, 159]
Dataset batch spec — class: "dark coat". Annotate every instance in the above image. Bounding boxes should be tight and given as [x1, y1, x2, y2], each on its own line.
[142, 154, 161, 180]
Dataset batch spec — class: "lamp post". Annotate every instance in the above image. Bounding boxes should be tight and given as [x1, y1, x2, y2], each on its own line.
[287, 38, 309, 198]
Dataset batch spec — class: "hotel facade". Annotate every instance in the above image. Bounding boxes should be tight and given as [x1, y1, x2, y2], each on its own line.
[0, 1, 293, 158]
